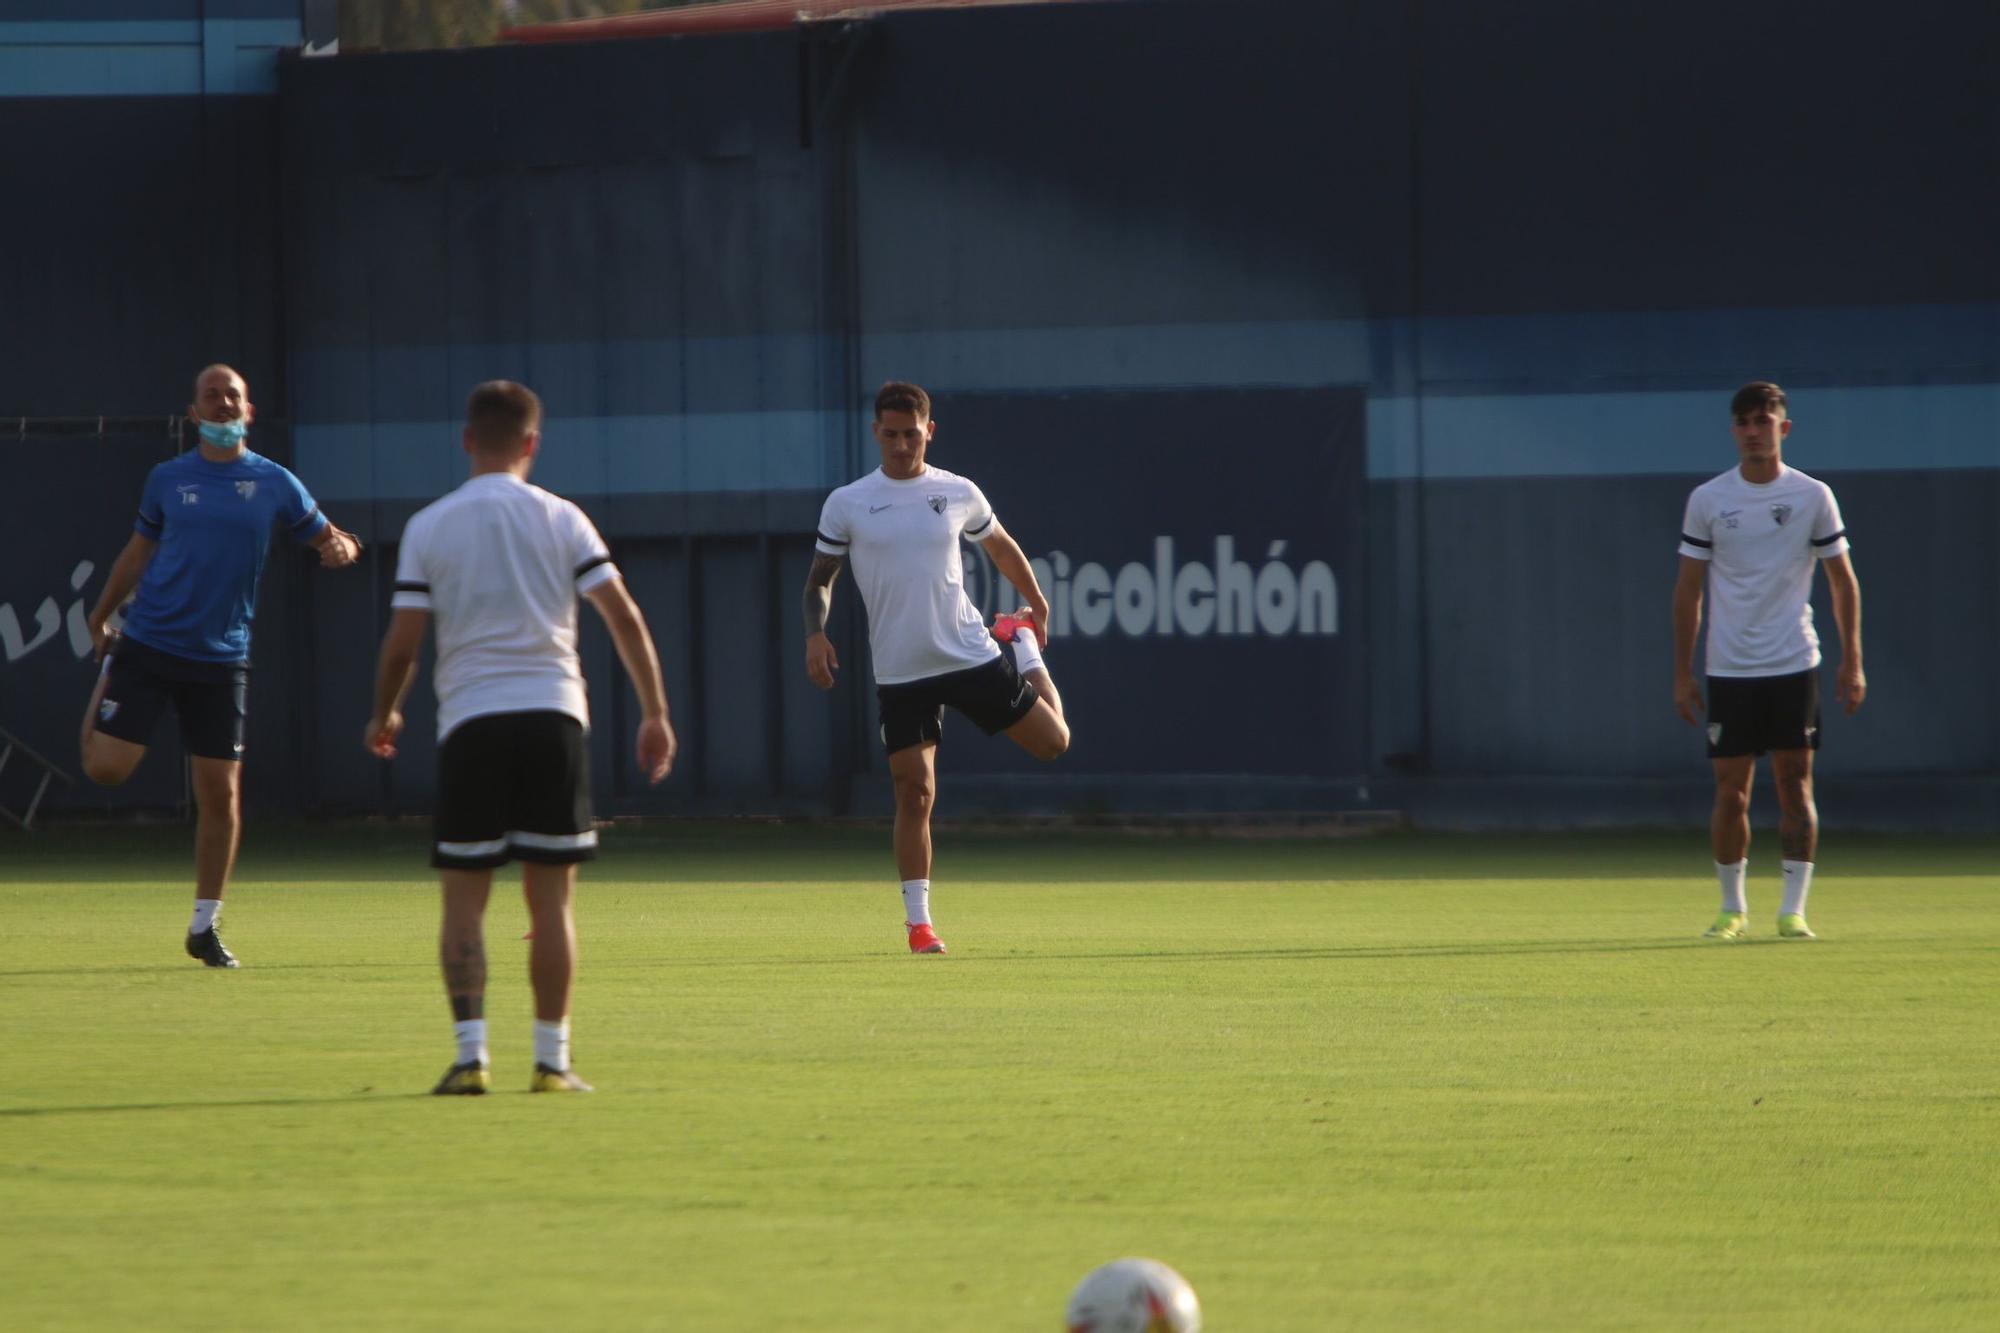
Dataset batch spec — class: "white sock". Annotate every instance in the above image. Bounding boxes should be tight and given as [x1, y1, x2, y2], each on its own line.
[453, 1019, 488, 1068]
[1008, 629, 1045, 676]
[534, 1019, 570, 1072]
[1780, 860, 1814, 917]
[1715, 861, 1747, 915]
[901, 879, 932, 926]
[190, 899, 222, 934]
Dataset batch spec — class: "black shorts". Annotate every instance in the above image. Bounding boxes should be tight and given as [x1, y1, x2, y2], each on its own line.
[433, 711, 597, 870]
[1706, 669, 1821, 759]
[94, 636, 249, 761]
[877, 650, 1039, 755]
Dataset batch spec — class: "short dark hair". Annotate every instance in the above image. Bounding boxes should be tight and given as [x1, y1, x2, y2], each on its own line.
[465, 380, 542, 450]
[874, 381, 931, 420]
[1730, 381, 1788, 418]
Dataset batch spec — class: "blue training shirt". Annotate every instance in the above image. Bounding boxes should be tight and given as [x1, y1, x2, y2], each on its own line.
[120, 448, 330, 663]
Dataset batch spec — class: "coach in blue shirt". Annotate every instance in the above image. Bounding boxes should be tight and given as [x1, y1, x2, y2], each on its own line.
[81, 364, 362, 968]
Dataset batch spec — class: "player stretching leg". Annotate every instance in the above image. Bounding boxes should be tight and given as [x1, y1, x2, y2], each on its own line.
[804, 382, 1070, 954]
[80, 364, 361, 967]
[366, 382, 674, 1093]
[1672, 382, 1865, 941]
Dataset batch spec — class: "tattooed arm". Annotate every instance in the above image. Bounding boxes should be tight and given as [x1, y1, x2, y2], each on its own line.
[803, 551, 845, 690]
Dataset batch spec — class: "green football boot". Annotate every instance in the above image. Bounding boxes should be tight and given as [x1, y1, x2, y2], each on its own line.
[1777, 914, 1817, 940]
[1702, 912, 1749, 940]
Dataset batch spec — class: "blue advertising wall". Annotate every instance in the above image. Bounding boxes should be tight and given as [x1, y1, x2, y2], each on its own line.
[5, 0, 1995, 824]
[929, 389, 1368, 780]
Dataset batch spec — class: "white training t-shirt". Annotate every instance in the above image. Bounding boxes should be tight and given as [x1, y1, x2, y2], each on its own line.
[391, 472, 621, 740]
[1678, 464, 1850, 678]
[815, 465, 1002, 685]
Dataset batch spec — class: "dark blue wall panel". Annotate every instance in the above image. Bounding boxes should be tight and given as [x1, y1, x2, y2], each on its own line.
[1416, 468, 1997, 777]
[851, 0, 1413, 333]
[0, 97, 285, 415]
[1415, 0, 2000, 316]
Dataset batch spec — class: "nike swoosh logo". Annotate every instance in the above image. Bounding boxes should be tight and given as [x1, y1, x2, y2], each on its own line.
[869, 504, 893, 513]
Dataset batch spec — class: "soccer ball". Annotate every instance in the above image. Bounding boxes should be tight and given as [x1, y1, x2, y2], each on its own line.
[1064, 1258, 1201, 1333]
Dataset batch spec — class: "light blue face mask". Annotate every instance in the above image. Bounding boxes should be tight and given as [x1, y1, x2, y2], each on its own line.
[197, 418, 248, 448]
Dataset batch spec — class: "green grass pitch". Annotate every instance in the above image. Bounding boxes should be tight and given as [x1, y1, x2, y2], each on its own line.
[3, 823, 1995, 1330]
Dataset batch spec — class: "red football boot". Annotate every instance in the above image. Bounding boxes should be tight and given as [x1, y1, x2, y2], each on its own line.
[992, 608, 1044, 648]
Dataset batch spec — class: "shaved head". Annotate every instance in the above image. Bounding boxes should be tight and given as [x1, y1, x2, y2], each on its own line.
[194, 363, 246, 400]
[188, 363, 253, 429]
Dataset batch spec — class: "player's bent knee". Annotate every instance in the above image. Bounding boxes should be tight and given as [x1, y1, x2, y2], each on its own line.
[1035, 723, 1071, 762]
[81, 738, 144, 787]
[83, 755, 136, 787]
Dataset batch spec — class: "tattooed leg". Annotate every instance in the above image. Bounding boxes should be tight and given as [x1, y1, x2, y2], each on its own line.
[440, 869, 493, 1020]
[1772, 749, 1817, 864]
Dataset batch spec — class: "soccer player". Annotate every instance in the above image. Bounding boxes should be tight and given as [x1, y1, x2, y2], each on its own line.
[364, 381, 675, 1095]
[803, 381, 1070, 955]
[1673, 381, 1865, 941]
[79, 363, 362, 968]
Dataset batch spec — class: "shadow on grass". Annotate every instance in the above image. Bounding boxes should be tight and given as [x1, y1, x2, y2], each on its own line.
[0, 1087, 662, 1118]
[579, 937, 1733, 971]
[0, 1092, 420, 1118]
[0, 961, 438, 979]
[11, 823, 1999, 883]
[0, 935, 1839, 980]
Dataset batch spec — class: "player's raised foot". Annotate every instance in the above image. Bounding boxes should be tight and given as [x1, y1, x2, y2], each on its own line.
[184, 927, 240, 968]
[906, 922, 947, 955]
[1701, 912, 1749, 941]
[431, 1061, 491, 1095]
[1777, 914, 1817, 940]
[991, 608, 1044, 648]
[530, 1064, 594, 1093]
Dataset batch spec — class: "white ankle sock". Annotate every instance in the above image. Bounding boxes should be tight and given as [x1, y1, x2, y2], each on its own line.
[1715, 861, 1747, 914]
[1780, 860, 1814, 917]
[454, 1019, 488, 1067]
[534, 1019, 570, 1072]
[901, 879, 932, 926]
[1008, 629, 1045, 676]
[190, 899, 222, 934]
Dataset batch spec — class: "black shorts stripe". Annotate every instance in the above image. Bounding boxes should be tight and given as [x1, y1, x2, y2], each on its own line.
[1812, 530, 1847, 547]
[1681, 533, 1713, 549]
[290, 505, 323, 533]
[433, 711, 595, 870]
[574, 554, 612, 579]
[394, 580, 428, 593]
[816, 531, 848, 548]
